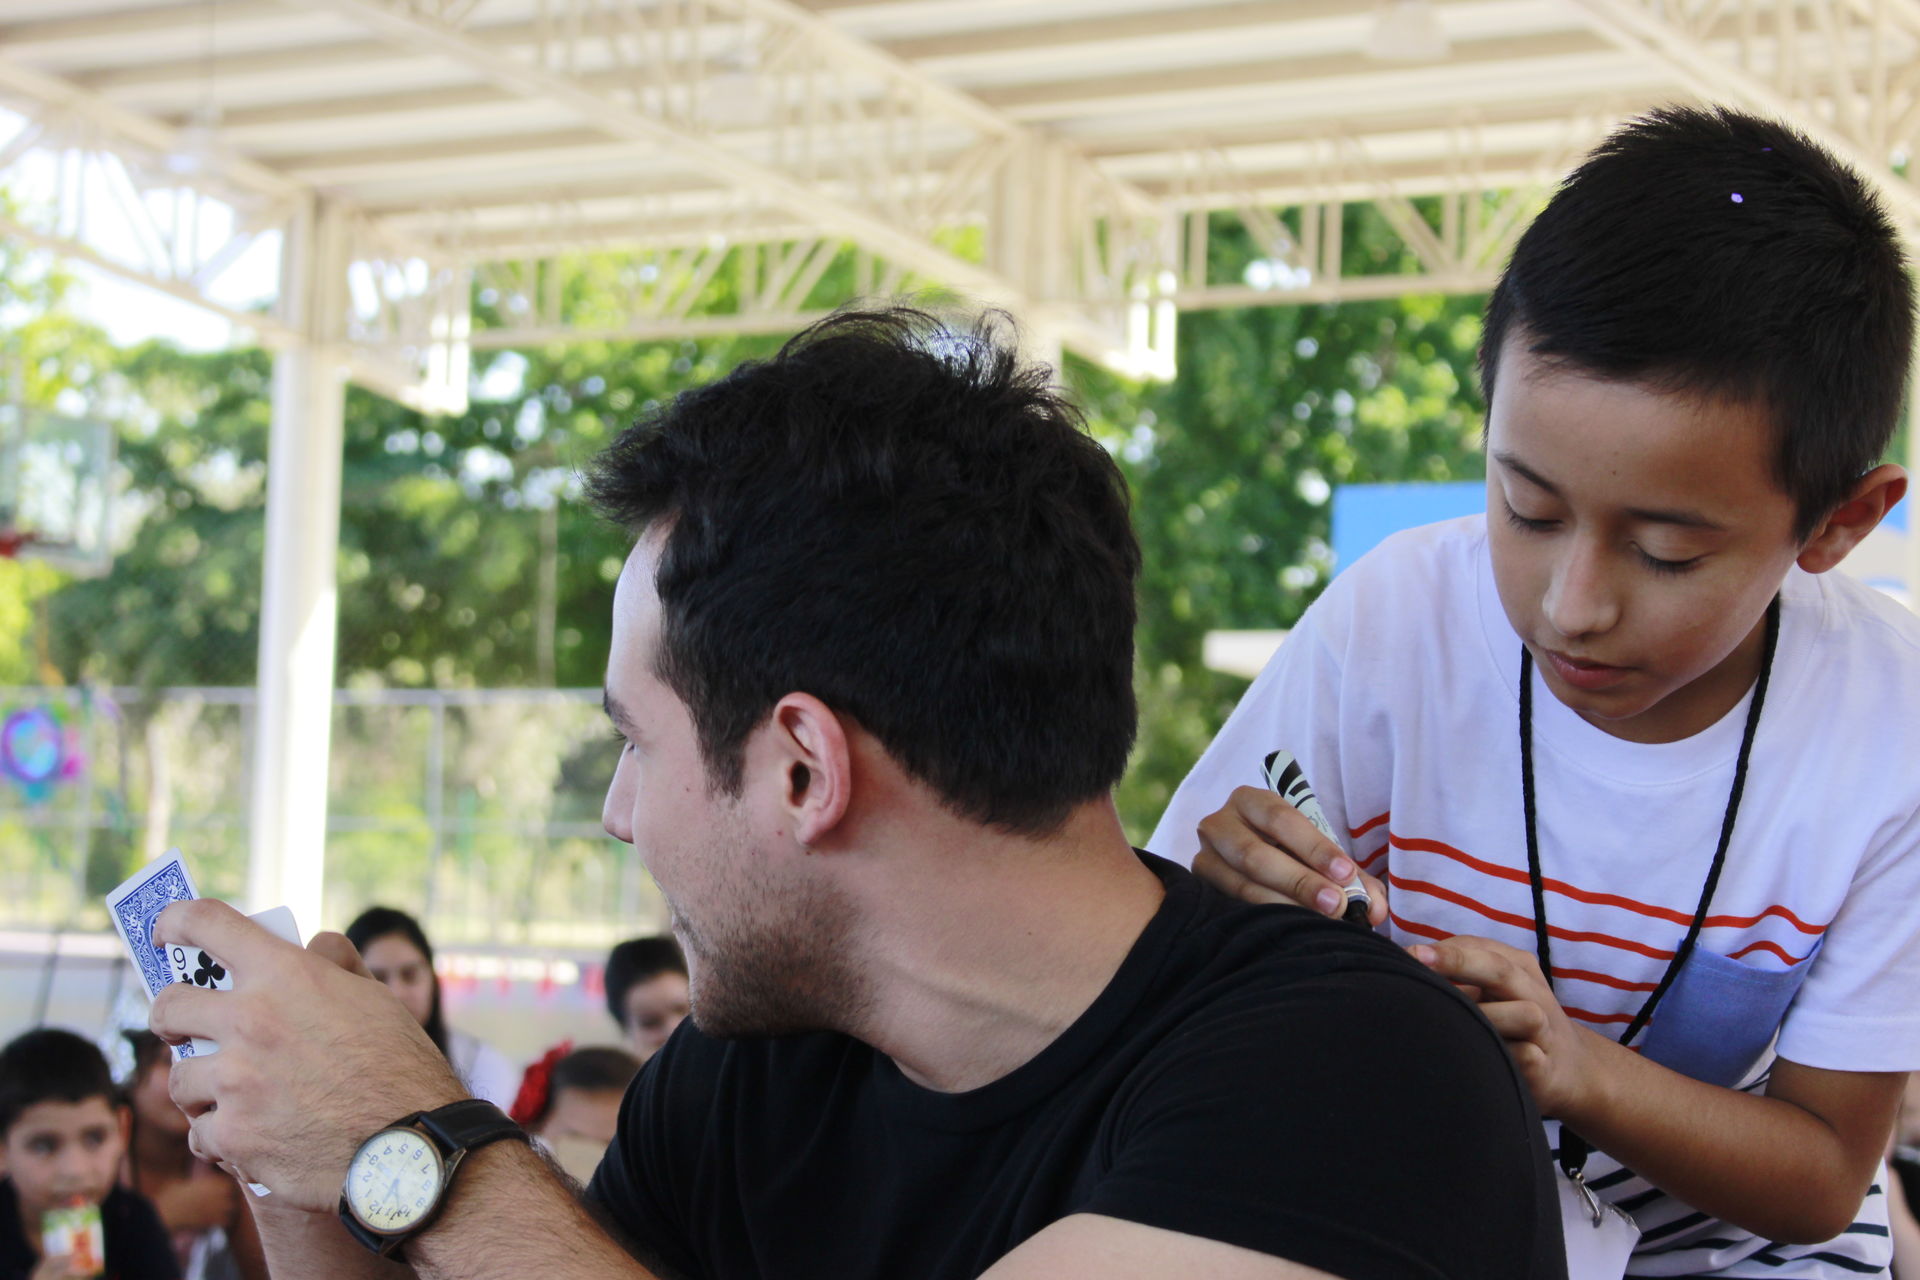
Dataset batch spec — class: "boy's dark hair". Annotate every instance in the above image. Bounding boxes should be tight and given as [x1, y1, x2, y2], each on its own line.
[585, 306, 1141, 834]
[1482, 105, 1915, 539]
[0, 1028, 116, 1135]
[603, 935, 686, 1026]
[345, 905, 448, 1058]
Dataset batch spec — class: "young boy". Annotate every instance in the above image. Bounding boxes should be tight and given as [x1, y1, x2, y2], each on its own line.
[601, 935, 688, 1063]
[1150, 106, 1920, 1278]
[0, 1028, 178, 1280]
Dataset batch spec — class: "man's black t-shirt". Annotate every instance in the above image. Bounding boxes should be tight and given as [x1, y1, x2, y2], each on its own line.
[0, 1179, 181, 1280]
[587, 854, 1564, 1279]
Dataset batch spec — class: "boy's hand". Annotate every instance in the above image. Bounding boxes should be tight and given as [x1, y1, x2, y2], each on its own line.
[1190, 786, 1389, 924]
[149, 899, 467, 1214]
[1409, 934, 1605, 1121]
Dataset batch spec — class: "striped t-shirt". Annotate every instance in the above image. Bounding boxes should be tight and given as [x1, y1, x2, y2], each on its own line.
[1150, 515, 1920, 1278]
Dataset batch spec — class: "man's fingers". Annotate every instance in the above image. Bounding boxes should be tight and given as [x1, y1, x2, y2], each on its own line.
[151, 980, 230, 1047]
[309, 930, 371, 978]
[154, 898, 293, 985]
[167, 1054, 219, 1119]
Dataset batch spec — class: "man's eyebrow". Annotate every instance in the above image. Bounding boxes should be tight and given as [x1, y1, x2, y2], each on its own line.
[1493, 450, 1724, 531]
[602, 689, 638, 736]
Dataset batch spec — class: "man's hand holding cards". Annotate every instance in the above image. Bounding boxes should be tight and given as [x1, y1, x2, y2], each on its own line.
[146, 894, 468, 1213]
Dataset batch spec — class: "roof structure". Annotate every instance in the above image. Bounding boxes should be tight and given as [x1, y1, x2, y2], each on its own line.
[5, 0, 1919, 923]
[4, 0, 1917, 409]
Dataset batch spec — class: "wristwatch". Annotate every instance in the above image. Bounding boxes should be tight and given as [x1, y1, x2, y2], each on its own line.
[338, 1099, 529, 1257]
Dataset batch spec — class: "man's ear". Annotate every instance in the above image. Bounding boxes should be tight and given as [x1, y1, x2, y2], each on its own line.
[767, 693, 852, 846]
[1798, 464, 1907, 574]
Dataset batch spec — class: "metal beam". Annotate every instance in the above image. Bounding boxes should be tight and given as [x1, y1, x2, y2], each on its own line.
[309, 0, 1173, 373]
[1571, 0, 1920, 220]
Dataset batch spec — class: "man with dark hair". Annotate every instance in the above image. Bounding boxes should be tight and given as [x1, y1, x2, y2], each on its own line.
[1156, 106, 1920, 1278]
[148, 308, 1562, 1279]
[601, 937, 688, 1063]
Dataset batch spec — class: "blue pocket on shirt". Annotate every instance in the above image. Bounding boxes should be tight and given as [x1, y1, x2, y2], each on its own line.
[1637, 939, 1821, 1089]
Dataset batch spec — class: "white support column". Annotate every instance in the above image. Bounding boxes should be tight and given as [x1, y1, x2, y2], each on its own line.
[247, 199, 348, 926]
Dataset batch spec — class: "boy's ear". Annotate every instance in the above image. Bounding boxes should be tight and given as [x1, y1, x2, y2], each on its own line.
[1798, 464, 1907, 574]
[764, 693, 852, 848]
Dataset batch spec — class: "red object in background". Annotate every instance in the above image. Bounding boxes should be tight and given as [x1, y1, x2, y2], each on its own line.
[582, 964, 604, 999]
[0, 527, 32, 558]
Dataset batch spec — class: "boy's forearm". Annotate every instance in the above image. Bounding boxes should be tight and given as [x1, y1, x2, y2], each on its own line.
[404, 1140, 660, 1280]
[1563, 1037, 1902, 1243]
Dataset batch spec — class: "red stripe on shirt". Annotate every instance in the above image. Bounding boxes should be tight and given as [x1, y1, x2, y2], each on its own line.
[1386, 832, 1827, 935]
[1388, 874, 1678, 961]
[1551, 967, 1659, 993]
[1563, 1006, 1638, 1026]
[1349, 811, 1390, 839]
[1356, 842, 1390, 873]
[1729, 938, 1814, 966]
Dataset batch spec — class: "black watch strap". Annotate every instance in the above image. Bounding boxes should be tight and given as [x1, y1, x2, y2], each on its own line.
[414, 1099, 527, 1157]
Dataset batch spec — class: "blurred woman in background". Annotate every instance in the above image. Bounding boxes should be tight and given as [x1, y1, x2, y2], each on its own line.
[344, 906, 518, 1110]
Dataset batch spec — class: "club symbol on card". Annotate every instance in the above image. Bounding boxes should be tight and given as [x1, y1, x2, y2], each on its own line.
[191, 951, 225, 987]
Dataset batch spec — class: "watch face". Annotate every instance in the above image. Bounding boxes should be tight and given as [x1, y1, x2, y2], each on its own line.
[345, 1127, 445, 1235]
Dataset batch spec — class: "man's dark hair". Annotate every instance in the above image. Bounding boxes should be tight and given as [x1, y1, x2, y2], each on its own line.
[603, 935, 686, 1026]
[0, 1028, 116, 1135]
[586, 306, 1141, 834]
[345, 905, 448, 1058]
[1482, 105, 1915, 539]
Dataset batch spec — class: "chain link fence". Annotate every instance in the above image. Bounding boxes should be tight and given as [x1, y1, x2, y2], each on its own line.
[0, 684, 661, 948]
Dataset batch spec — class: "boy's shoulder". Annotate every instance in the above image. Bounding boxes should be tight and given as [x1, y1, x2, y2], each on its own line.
[1300, 513, 1487, 645]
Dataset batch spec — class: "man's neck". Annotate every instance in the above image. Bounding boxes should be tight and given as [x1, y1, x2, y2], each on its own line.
[836, 798, 1165, 1094]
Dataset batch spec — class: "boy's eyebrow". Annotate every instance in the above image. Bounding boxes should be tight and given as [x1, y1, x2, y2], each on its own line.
[602, 689, 639, 737]
[1493, 450, 1725, 531]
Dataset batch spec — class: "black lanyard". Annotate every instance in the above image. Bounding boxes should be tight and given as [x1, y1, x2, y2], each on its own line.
[1519, 596, 1780, 1202]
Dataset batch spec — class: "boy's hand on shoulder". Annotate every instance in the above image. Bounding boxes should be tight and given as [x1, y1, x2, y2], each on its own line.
[1409, 935, 1606, 1121]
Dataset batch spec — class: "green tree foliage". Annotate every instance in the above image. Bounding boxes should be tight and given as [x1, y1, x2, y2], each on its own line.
[1075, 208, 1491, 840]
[18, 208, 1494, 914]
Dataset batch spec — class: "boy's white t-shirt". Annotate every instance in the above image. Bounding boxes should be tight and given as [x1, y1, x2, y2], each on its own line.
[1149, 515, 1920, 1278]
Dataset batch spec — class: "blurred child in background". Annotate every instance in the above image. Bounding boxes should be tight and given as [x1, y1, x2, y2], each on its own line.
[0, 1028, 176, 1280]
[116, 1035, 262, 1280]
[507, 1045, 640, 1184]
[601, 935, 687, 1063]
[345, 906, 518, 1110]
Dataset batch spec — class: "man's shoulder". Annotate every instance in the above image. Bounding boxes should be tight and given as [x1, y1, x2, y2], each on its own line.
[1157, 872, 1498, 1044]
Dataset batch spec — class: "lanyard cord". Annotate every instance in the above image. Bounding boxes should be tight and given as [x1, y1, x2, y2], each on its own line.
[1519, 596, 1780, 1183]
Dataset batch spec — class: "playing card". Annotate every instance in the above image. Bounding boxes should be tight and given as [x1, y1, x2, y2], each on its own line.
[105, 850, 215, 1058]
[105, 853, 304, 1198]
[105, 849, 199, 1002]
[105, 851, 304, 1060]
